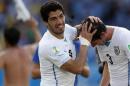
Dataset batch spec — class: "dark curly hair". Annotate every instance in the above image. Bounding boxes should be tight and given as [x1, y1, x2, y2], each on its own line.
[40, 1, 64, 22]
[82, 18, 107, 41]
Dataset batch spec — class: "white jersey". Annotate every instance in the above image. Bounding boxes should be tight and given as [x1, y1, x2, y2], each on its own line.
[38, 24, 77, 86]
[96, 26, 130, 86]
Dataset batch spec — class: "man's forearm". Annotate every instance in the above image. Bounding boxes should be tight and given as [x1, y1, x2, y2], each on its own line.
[31, 28, 41, 42]
[32, 64, 41, 79]
[81, 66, 90, 77]
[61, 45, 89, 74]
[100, 62, 110, 86]
[73, 45, 89, 72]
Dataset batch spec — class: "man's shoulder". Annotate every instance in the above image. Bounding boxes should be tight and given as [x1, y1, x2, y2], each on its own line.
[40, 31, 55, 41]
[0, 48, 19, 60]
[65, 24, 71, 27]
[112, 26, 130, 39]
[65, 24, 76, 30]
[39, 37, 53, 52]
[64, 24, 77, 39]
[108, 25, 128, 32]
[0, 50, 7, 58]
[107, 25, 128, 31]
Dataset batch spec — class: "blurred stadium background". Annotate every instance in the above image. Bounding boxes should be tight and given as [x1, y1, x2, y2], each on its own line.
[0, 0, 130, 86]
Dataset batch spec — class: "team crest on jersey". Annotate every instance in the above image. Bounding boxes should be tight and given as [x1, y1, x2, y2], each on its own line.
[114, 46, 120, 55]
[128, 45, 130, 51]
[52, 46, 59, 54]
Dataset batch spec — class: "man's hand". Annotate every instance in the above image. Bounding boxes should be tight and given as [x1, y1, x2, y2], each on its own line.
[14, 0, 31, 21]
[83, 16, 102, 24]
[80, 21, 97, 43]
[24, 18, 38, 28]
[80, 16, 103, 42]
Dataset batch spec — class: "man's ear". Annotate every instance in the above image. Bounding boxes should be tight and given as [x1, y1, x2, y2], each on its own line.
[101, 31, 108, 40]
[100, 32, 105, 38]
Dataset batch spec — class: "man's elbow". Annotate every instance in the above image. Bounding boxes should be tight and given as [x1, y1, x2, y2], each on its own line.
[32, 70, 41, 79]
[69, 67, 84, 74]
[71, 66, 90, 77]
[81, 66, 90, 77]
[81, 69, 90, 77]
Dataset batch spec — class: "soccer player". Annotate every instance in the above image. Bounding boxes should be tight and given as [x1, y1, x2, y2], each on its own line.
[32, 40, 90, 85]
[38, 1, 99, 86]
[31, 35, 90, 86]
[83, 18, 130, 86]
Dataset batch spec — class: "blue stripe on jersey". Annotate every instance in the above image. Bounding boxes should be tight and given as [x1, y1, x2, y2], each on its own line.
[33, 46, 40, 64]
[73, 40, 80, 55]
[53, 64, 58, 86]
[32, 40, 80, 86]
[74, 75, 78, 86]
[73, 40, 80, 86]
[128, 61, 130, 86]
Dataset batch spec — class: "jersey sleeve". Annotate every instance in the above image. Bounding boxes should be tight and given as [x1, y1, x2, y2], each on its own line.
[120, 29, 130, 59]
[65, 24, 77, 41]
[32, 46, 39, 64]
[39, 44, 71, 68]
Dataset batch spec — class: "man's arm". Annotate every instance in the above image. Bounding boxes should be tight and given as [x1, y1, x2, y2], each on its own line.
[74, 24, 82, 38]
[80, 66, 90, 77]
[14, 0, 41, 79]
[32, 63, 41, 79]
[74, 16, 102, 38]
[23, 19, 41, 56]
[61, 45, 89, 74]
[25, 18, 41, 43]
[14, 0, 31, 21]
[60, 16, 101, 74]
[0, 54, 5, 68]
[61, 19, 96, 74]
[100, 62, 110, 86]
[14, 0, 41, 55]
[32, 47, 41, 79]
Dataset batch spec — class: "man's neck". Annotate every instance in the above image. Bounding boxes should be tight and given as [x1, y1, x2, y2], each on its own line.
[106, 27, 114, 41]
[5, 44, 18, 48]
[49, 31, 64, 39]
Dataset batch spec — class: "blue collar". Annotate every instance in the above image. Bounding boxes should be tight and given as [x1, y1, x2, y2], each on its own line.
[104, 41, 111, 46]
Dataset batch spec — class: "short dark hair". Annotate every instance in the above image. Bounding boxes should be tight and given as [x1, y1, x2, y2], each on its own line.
[4, 27, 20, 46]
[82, 18, 107, 41]
[40, 1, 64, 22]
[91, 23, 106, 41]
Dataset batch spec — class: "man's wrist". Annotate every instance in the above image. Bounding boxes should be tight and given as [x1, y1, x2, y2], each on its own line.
[79, 36, 90, 46]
